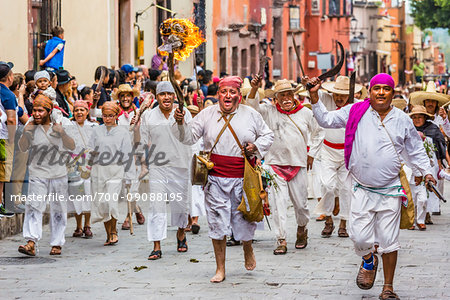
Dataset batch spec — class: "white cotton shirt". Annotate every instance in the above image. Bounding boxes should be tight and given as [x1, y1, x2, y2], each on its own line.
[172, 104, 274, 159]
[312, 100, 433, 187]
[140, 105, 192, 169]
[246, 94, 323, 167]
[71, 119, 98, 154]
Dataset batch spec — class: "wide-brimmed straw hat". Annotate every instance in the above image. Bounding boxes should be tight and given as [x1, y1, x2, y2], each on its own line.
[321, 76, 363, 95]
[112, 84, 140, 100]
[392, 98, 407, 110]
[409, 81, 450, 107]
[295, 84, 310, 98]
[264, 79, 302, 98]
[409, 105, 434, 119]
[241, 77, 265, 100]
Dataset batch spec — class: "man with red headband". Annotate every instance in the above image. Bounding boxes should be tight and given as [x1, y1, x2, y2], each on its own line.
[17, 94, 75, 256]
[308, 73, 436, 300]
[247, 76, 323, 255]
[173, 75, 274, 283]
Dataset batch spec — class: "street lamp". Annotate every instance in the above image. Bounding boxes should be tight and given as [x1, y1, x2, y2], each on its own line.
[350, 36, 361, 54]
[358, 32, 367, 49]
[391, 31, 397, 41]
[260, 39, 268, 55]
[350, 16, 358, 33]
[269, 38, 275, 55]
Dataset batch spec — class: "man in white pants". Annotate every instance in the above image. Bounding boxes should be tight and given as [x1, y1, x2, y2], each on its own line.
[17, 94, 75, 256]
[314, 76, 363, 238]
[173, 76, 274, 283]
[247, 75, 323, 255]
[138, 81, 192, 260]
[308, 73, 436, 300]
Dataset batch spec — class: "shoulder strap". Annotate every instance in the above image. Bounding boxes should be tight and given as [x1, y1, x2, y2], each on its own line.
[208, 113, 235, 158]
[378, 115, 402, 164]
[222, 114, 244, 153]
[286, 115, 306, 141]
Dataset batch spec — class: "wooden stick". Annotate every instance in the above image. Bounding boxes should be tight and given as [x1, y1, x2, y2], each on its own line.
[126, 185, 134, 235]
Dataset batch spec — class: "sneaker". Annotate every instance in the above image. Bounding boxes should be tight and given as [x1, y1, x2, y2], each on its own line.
[0, 205, 14, 218]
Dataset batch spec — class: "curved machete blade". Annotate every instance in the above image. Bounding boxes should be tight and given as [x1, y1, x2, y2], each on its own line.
[348, 71, 356, 104]
[307, 41, 345, 89]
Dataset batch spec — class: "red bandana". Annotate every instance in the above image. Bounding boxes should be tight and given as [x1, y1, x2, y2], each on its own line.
[118, 105, 136, 118]
[276, 102, 303, 115]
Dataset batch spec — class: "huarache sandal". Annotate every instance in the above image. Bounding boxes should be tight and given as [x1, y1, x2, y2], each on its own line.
[191, 224, 200, 234]
[273, 244, 287, 255]
[148, 250, 162, 260]
[226, 236, 240, 246]
[177, 237, 188, 252]
[338, 227, 349, 238]
[295, 228, 308, 249]
[110, 233, 119, 245]
[18, 241, 36, 256]
[73, 228, 83, 237]
[356, 254, 378, 290]
[379, 289, 399, 300]
[83, 226, 93, 238]
[49, 246, 62, 255]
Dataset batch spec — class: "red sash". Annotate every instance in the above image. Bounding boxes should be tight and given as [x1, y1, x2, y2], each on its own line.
[271, 165, 301, 182]
[324, 139, 345, 149]
[209, 153, 255, 178]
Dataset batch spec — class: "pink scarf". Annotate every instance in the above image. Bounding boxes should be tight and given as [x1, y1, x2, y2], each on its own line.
[344, 98, 370, 169]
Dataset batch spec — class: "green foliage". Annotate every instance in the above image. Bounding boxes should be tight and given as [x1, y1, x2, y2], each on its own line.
[411, 0, 450, 33]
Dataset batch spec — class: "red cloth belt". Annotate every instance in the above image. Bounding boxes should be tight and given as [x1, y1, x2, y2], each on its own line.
[324, 139, 345, 149]
[209, 153, 255, 178]
[271, 165, 301, 182]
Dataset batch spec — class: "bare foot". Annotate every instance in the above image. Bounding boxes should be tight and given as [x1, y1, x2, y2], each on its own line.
[210, 270, 226, 283]
[244, 244, 256, 271]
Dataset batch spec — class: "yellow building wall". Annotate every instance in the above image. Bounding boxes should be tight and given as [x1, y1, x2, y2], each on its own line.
[0, 0, 29, 73]
[61, 0, 111, 85]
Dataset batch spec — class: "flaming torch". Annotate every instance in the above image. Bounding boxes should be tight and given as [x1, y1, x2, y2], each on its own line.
[158, 18, 205, 120]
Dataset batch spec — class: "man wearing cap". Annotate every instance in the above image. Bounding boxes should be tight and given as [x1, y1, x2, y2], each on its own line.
[172, 76, 274, 282]
[17, 94, 75, 256]
[0, 61, 19, 217]
[247, 75, 323, 255]
[314, 76, 363, 238]
[308, 73, 436, 300]
[138, 81, 193, 261]
[115, 84, 145, 229]
[55, 69, 72, 117]
[121, 64, 138, 86]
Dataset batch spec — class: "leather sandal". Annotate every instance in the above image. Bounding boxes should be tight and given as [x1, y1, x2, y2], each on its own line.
[356, 254, 378, 290]
[321, 222, 334, 238]
[295, 228, 308, 249]
[18, 242, 36, 256]
[121, 219, 130, 230]
[177, 236, 188, 252]
[417, 223, 426, 231]
[316, 214, 326, 222]
[338, 227, 349, 237]
[226, 236, 240, 246]
[83, 226, 93, 238]
[148, 250, 162, 260]
[273, 240, 287, 255]
[73, 228, 83, 237]
[191, 224, 200, 234]
[50, 246, 62, 255]
[136, 212, 145, 225]
[110, 233, 119, 245]
[379, 289, 399, 300]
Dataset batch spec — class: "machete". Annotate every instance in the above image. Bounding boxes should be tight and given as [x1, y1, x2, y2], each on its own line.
[348, 71, 356, 104]
[291, 33, 305, 77]
[306, 41, 345, 90]
[427, 182, 447, 203]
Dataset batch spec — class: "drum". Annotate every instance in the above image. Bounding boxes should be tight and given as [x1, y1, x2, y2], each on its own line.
[191, 151, 210, 186]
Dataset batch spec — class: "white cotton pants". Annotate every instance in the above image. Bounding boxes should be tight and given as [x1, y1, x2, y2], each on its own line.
[204, 175, 256, 241]
[307, 159, 322, 199]
[348, 185, 401, 257]
[67, 178, 91, 215]
[315, 158, 351, 220]
[191, 185, 206, 217]
[269, 167, 309, 240]
[411, 183, 427, 225]
[23, 176, 68, 246]
[146, 167, 190, 242]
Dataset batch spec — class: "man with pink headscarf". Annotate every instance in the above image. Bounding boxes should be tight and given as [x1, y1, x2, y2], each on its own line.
[173, 75, 274, 283]
[307, 73, 436, 300]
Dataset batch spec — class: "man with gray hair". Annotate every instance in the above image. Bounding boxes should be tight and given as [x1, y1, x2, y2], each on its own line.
[136, 81, 192, 260]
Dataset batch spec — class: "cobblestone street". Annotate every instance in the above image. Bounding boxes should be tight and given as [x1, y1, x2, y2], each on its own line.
[1, 191, 449, 299]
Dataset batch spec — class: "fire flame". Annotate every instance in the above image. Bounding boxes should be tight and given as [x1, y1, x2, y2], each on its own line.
[159, 18, 205, 61]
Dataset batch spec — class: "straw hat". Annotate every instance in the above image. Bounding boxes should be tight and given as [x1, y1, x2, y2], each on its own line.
[187, 105, 199, 115]
[241, 77, 265, 100]
[322, 76, 363, 95]
[112, 84, 140, 100]
[409, 81, 450, 107]
[264, 79, 301, 98]
[392, 98, 407, 110]
[295, 84, 310, 98]
[409, 105, 434, 119]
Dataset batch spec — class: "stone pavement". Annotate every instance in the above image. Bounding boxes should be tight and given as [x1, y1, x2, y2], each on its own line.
[1, 187, 449, 300]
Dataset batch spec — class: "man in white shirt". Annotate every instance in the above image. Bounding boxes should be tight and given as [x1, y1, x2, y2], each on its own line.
[173, 76, 274, 283]
[314, 76, 363, 238]
[246, 76, 323, 255]
[308, 73, 436, 300]
[17, 94, 75, 256]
